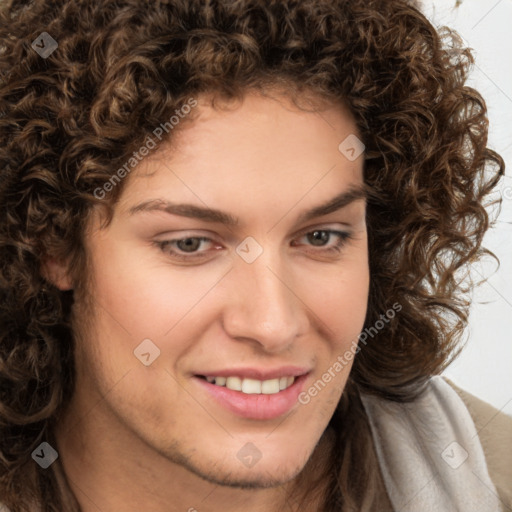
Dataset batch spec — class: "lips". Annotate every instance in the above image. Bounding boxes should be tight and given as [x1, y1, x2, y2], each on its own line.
[193, 366, 310, 420]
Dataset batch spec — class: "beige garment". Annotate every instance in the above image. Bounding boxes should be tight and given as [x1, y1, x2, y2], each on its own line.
[446, 378, 512, 511]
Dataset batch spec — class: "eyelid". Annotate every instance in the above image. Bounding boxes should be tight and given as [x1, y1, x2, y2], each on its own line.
[153, 228, 220, 239]
[153, 223, 351, 245]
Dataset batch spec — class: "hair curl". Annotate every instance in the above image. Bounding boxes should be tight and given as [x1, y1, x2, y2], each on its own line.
[0, 0, 504, 510]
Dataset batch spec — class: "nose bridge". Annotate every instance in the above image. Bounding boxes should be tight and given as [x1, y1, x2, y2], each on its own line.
[222, 248, 308, 350]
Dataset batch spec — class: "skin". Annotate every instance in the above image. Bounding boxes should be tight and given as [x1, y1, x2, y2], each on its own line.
[52, 90, 369, 512]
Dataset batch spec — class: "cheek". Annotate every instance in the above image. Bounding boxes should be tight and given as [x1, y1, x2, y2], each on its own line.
[88, 239, 229, 339]
[328, 267, 369, 336]
[301, 250, 369, 346]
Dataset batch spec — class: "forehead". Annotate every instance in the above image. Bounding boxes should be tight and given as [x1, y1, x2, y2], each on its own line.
[113, 91, 364, 224]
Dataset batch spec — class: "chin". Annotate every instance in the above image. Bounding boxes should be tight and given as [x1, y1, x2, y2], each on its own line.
[196, 464, 304, 490]
[174, 449, 308, 490]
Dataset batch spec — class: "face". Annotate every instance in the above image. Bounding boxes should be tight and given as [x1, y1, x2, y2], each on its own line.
[66, 90, 369, 490]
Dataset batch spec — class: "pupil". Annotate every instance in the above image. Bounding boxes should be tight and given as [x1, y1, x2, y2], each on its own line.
[177, 238, 200, 252]
[308, 231, 329, 246]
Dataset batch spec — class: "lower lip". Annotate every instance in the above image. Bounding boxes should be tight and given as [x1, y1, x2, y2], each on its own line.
[194, 375, 308, 420]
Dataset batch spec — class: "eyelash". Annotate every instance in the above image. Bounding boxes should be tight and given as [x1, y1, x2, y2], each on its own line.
[154, 229, 352, 262]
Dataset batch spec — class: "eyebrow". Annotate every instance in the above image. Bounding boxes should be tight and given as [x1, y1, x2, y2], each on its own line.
[127, 185, 367, 227]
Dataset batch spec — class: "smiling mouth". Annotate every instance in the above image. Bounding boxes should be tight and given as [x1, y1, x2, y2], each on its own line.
[197, 375, 295, 394]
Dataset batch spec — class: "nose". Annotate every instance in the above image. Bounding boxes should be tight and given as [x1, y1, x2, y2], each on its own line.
[221, 251, 310, 353]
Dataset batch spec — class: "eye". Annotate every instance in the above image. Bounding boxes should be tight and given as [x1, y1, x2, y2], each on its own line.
[306, 230, 334, 246]
[154, 229, 352, 263]
[155, 236, 220, 261]
[172, 237, 207, 253]
[292, 229, 351, 253]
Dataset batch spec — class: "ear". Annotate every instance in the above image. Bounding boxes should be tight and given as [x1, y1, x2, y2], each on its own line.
[41, 257, 73, 291]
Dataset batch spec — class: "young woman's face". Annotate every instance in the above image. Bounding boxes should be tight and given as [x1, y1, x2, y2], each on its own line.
[69, 91, 369, 489]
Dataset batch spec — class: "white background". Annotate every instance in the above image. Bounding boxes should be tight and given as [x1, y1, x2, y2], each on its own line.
[422, 0, 512, 414]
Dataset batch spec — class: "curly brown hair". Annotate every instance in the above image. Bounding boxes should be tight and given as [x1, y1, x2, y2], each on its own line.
[0, 0, 504, 510]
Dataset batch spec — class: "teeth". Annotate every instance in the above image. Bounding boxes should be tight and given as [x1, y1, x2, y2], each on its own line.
[205, 375, 296, 394]
[226, 376, 242, 391]
[242, 378, 261, 394]
[261, 378, 280, 394]
[215, 376, 226, 386]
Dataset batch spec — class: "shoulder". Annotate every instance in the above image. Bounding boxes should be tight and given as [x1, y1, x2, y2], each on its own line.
[443, 377, 512, 510]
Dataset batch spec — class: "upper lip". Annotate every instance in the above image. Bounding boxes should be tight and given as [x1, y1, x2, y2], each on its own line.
[196, 366, 310, 381]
